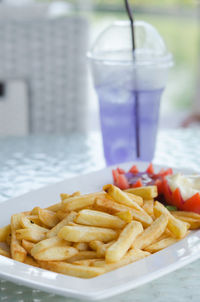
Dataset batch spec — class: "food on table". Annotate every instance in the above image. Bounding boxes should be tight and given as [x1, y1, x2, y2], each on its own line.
[0, 181, 199, 279]
[112, 163, 173, 191]
[112, 163, 200, 214]
[166, 174, 200, 213]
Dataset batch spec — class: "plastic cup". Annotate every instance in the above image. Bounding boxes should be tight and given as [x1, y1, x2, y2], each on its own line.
[88, 21, 173, 165]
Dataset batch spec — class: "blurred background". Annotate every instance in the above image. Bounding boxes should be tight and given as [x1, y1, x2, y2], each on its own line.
[0, 0, 199, 135]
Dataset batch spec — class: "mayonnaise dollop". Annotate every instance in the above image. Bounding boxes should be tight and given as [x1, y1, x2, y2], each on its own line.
[167, 173, 200, 201]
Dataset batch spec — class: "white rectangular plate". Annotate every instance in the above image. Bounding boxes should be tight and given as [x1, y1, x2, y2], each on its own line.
[0, 162, 200, 301]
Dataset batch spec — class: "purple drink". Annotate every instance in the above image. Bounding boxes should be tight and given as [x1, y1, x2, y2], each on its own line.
[88, 21, 173, 165]
[97, 86, 163, 165]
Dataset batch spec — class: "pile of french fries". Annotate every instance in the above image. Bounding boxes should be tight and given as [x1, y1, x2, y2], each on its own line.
[0, 184, 200, 278]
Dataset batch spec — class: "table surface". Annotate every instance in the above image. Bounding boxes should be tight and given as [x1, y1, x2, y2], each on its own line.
[0, 128, 200, 302]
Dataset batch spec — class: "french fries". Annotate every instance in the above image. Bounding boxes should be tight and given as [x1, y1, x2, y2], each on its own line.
[125, 186, 158, 200]
[60, 193, 70, 201]
[31, 236, 71, 257]
[171, 211, 200, 219]
[89, 240, 104, 252]
[75, 209, 125, 229]
[60, 191, 80, 202]
[97, 242, 114, 257]
[106, 221, 143, 262]
[1, 180, 198, 279]
[21, 239, 35, 254]
[0, 225, 11, 242]
[115, 211, 132, 223]
[103, 184, 143, 211]
[73, 242, 89, 251]
[143, 200, 154, 217]
[89, 240, 115, 258]
[144, 237, 179, 253]
[94, 249, 150, 272]
[38, 208, 59, 228]
[39, 261, 105, 278]
[61, 192, 105, 211]
[132, 214, 168, 250]
[10, 230, 27, 262]
[26, 215, 42, 226]
[46, 202, 62, 212]
[58, 225, 118, 243]
[170, 211, 200, 230]
[171, 215, 200, 230]
[154, 201, 190, 239]
[12, 213, 24, 230]
[0, 247, 10, 258]
[67, 251, 101, 263]
[20, 216, 48, 233]
[94, 197, 152, 227]
[16, 228, 46, 243]
[31, 207, 40, 215]
[24, 256, 39, 267]
[10, 214, 27, 262]
[126, 193, 143, 206]
[73, 259, 100, 266]
[33, 246, 77, 261]
[46, 211, 77, 238]
[56, 210, 69, 220]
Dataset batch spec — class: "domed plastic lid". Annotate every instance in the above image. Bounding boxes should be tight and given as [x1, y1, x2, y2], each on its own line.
[88, 20, 173, 67]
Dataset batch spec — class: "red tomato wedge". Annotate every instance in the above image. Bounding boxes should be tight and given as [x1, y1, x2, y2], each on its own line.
[154, 179, 163, 195]
[131, 179, 143, 188]
[112, 169, 119, 184]
[162, 168, 173, 176]
[163, 178, 172, 204]
[115, 174, 129, 190]
[171, 187, 183, 209]
[116, 167, 125, 174]
[182, 193, 200, 213]
[146, 163, 154, 175]
[128, 165, 139, 174]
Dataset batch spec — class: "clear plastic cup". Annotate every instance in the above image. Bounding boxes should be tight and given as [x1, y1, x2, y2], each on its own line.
[88, 21, 173, 165]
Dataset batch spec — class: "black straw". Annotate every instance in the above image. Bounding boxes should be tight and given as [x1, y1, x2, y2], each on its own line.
[124, 0, 140, 158]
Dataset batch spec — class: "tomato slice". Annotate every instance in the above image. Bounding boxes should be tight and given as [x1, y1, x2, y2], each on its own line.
[128, 165, 139, 174]
[131, 178, 143, 188]
[116, 174, 129, 190]
[116, 167, 125, 174]
[112, 164, 174, 198]
[112, 169, 119, 184]
[162, 168, 173, 176]
[158, 168, 165, 175]
[182, 193, 200, 213]
[155, 179, 163, 195]
[171, 187, 183, 209]
[163, 178, 172, 204]
[146, 163, 154, 174]
[154, 168, 173, 179]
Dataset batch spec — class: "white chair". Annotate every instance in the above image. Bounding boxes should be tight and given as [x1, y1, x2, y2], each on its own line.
[0, 3, 89, 134]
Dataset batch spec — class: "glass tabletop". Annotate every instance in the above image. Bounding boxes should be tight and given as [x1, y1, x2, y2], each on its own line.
[0, 128, 200, 302]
